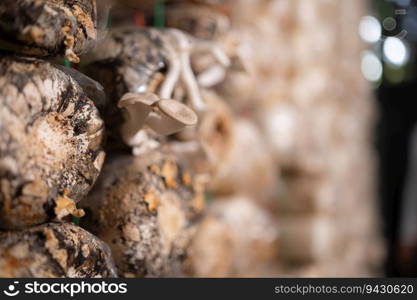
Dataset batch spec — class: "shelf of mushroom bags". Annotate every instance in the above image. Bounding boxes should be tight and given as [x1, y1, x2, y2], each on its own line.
[0, 0, 382, 279]
[0, 0, 281, 278]
[0, 0, 117, 277]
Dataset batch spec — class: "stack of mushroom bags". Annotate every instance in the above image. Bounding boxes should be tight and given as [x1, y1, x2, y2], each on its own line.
[222, 0, 384, 276]
[0, 0, 222, 278]
[256, 0, 383, 276]
[165, 0, 385, 277]
[0, 0, 118, 277]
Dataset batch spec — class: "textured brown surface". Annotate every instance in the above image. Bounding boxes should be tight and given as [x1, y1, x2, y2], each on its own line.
[0, 222, 117, 278]
[0, 55, 105, 229]
[0, 0, 98, 62]
[185, 196, 279, 277]
[84, 27, 168, 101]
[166, 3, 230, 40]
[81, 151, 205, 277]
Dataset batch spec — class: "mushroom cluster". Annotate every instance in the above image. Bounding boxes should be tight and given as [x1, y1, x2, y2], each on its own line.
[86, 27, 230, 111]
[84, 27, 230, 154]
[118, 92, 197, 156]
[156, 28, 230, 112]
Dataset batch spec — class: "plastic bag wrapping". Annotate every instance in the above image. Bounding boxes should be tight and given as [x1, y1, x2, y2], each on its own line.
[0, 0, 106, 62]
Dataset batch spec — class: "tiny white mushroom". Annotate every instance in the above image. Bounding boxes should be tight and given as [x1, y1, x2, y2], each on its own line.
[146, 99, 198, 136]
[118, 92, 159, 147]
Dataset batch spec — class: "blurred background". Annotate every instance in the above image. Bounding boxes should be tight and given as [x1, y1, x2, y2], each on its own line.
[339, 0, 417, 276]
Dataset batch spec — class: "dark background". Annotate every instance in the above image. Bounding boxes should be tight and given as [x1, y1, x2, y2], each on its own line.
[373, 0, 417, 276]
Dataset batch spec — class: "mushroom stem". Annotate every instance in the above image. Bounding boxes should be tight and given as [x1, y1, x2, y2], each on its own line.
[198, 63, 227, 88]
[131, 131, 160, 156]
[118, 93, 159, 147]
[159, 46, 181, 99]
[211, 45, 231, 68]
[193, 40, 231, 68]
[179, 50, 206, 112]
[168, 29, 206, 112]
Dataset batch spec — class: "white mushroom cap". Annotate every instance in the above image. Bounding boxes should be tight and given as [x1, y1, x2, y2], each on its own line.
[118, 92, 159, 146]
[118, 92, 159, 109]
[146, 99, 198, 136]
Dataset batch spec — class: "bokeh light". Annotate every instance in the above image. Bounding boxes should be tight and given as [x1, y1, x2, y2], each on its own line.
[361, 50, 383, 82]
[359, 16, 382, 43]
[383, 37, 410, 67]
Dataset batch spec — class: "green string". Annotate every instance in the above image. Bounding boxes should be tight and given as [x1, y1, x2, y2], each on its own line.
[204, 192, 213, 204]
[107, 13, 112, 29]
[63, 59, 71, 67]
[153, 0, 165, 28]
[72, 216, 80, 226]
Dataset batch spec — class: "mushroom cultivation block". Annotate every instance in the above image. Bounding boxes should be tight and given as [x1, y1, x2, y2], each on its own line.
[0, 0, 384, 278]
